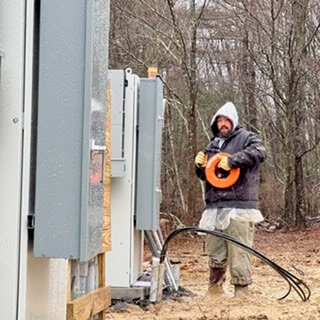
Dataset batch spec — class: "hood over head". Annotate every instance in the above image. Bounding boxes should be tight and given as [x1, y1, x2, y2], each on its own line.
[210, 102, 239, 136]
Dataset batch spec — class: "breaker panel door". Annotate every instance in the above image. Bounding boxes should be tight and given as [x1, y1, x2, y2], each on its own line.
[135, 78, 164, 231]
[34, 0, 110, 261]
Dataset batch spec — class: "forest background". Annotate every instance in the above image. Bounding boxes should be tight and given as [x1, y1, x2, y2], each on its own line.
[109, 0, 320, 229]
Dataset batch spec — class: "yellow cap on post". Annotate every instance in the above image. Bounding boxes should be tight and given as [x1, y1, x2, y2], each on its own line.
[148, 66, 158, 79]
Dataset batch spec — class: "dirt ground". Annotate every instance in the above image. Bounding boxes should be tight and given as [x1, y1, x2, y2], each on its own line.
[105, 226, 320, 320]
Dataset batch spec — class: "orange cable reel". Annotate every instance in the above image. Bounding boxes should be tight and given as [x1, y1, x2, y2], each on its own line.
[205, 152, 240, 189]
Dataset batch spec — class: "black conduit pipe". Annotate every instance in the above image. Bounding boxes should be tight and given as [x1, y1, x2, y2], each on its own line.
[159, 227, 311, 302]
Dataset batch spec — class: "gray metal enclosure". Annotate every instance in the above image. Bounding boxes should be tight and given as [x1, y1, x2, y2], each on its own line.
[107, 71, 165, 291]
[34, 0, 109, 261]
[135, 78, 164, 231]
[0, 1, 27, 318]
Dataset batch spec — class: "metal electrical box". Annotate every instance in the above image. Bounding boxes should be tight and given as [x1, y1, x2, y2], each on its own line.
[0, 0, 27, 317]
[34, 0, 109, 261]
[106, 71, 164, 293]
[110, 70, 126, 177]
[107, 69, 144, 288]
[135, 78, 164, 231]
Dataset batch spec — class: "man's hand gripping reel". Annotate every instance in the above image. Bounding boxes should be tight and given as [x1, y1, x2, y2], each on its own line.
[205, 152, 240, 189]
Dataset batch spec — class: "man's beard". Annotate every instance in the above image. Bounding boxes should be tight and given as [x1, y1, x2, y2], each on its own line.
[219, 126, 231, 138]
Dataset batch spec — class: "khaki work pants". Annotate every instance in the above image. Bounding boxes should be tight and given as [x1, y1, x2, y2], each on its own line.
[206, 219, 255, 286]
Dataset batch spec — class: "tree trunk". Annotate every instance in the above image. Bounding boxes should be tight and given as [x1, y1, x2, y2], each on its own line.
[186, 0, 198, 223]
[292, 0, 308, 227]
[295, 155, 306, 227]
[241, 1, 257, 133]
[283, 101, 296, 225]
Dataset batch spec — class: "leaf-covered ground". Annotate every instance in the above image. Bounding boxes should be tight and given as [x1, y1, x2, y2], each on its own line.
[106, 227, 320, 320]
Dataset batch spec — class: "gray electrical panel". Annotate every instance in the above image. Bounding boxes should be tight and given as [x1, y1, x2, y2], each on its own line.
[110, 70, 126, 177]
[135, 78, 164, 231]
[34, 0, 110, 261]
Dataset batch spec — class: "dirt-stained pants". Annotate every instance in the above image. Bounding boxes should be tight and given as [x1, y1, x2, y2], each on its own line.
[206, 219, 255, 286]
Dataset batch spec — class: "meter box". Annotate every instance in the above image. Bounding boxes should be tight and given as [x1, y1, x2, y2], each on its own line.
[34, 0, 109, 261]
[135, 78, 164, 231]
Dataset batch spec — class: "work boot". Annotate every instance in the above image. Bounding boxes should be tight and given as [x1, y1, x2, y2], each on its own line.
[207, 266, 226, 295]
[208, 284, 225, 295]
[234, 285, 249, 297]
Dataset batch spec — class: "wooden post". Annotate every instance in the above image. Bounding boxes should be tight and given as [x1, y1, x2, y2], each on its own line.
[66, 255, 110, 320]
[98, 253, 106, 320]
[101, 80, 112, 253]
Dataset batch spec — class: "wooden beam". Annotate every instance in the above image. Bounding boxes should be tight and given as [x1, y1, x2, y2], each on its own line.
[98, 253, 106, 288]
[96, 80, 112, 319]
[102, 81, 111, 253]
[98, 253, 106, 320]
[102, 216, 111, 252]
[67, 286, 110, 320]
[67, 260, 72, 302]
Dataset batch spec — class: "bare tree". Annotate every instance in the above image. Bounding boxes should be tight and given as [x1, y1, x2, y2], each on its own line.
[110, 0, 320, 228]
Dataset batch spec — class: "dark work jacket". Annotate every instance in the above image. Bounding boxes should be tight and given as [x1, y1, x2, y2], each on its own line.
[195, 126, 266, 209]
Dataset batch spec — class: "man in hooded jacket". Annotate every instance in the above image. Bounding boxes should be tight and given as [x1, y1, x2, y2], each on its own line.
[195, 102, 266, 297]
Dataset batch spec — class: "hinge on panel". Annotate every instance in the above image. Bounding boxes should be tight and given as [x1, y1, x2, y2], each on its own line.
[28, 214, 35, 229]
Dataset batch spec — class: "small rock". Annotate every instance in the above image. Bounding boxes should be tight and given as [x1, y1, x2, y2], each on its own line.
[112, 302, 127, 311]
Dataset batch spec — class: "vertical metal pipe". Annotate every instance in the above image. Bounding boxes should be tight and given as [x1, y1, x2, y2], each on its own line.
[152, 231, 179, 291]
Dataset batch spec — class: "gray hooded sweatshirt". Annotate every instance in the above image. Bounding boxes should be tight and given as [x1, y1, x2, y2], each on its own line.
[196, 102, 266, 209]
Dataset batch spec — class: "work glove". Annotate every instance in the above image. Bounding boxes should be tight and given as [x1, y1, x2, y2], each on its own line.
[217, 154, 231, 171]
[195, 151, 207, 168]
